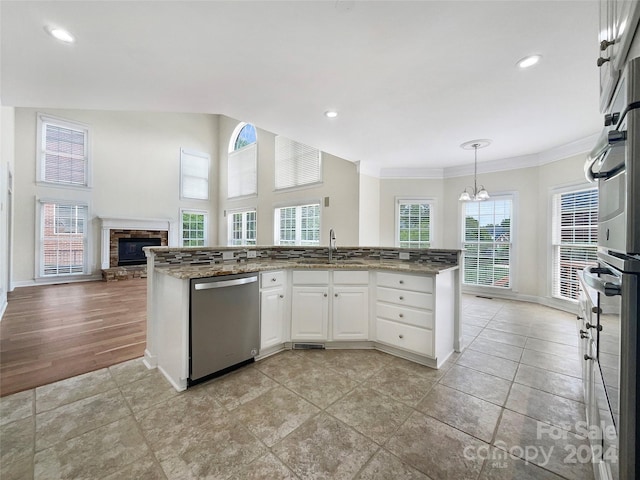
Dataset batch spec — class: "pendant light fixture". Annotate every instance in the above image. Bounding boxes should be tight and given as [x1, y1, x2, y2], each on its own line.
[458, 139, 491, 202]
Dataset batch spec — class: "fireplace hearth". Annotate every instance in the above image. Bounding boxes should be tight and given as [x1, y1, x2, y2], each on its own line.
[118, 238, 162, 266]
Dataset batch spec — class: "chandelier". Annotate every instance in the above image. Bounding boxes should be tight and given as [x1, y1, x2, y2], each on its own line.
[458, 139, 491, 202]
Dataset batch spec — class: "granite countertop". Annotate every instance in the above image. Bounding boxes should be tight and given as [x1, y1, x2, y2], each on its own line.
[155, 258, 458, 280]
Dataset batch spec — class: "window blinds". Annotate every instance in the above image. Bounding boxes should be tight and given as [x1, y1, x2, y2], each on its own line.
[228, 143, 257, 198]
[181, 149, 209, 200]
[41, 121, 88, 186]
[275, 136, 321, 190]
[552, 188, 598, 300]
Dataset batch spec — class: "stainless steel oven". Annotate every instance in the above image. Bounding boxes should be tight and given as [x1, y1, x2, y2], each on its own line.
[585, 55, 640, 480]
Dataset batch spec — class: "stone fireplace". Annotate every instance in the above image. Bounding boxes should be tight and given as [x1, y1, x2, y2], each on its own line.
[99, 217, 173, 280]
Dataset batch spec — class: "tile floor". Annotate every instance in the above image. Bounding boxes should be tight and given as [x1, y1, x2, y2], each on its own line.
[1, 296, 597, 480]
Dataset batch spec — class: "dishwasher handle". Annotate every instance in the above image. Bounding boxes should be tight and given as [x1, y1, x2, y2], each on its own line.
[194, 275, 258, 290]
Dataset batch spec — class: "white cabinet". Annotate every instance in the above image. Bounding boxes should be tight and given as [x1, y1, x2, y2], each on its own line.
[291, 286, 329, 340]
[290, 270, 369, 342]
[332, 286, 369, 340]
[260, 271, 287, 351]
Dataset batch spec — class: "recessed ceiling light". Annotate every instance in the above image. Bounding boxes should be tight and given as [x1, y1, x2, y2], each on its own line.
[517, 54, 542, 69]
[45, 26, 75, 44]
[324, 110, 338, 118]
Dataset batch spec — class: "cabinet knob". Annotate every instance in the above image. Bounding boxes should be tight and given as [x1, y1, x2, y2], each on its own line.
[279, 294, 284, 298]
[399, 296, 404, 300]
[600, 39, 615, 51]
[271, 278, 277, 282]
[586, 322, 602, 332]
[597, 56, 610, 67]
[399, 280, 404, 284]
[398, 334, 404, 339]
[584, 354, 595, 361]
[399, 313, 404, 318]
[334, 293, 338, 297]
[324, 293, 328, 297]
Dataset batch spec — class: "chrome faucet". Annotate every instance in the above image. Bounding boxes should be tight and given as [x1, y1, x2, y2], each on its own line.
[329, 228, 337, 262]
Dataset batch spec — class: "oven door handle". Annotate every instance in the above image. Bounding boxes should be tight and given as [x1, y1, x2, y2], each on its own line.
[583, 267, 622, 296]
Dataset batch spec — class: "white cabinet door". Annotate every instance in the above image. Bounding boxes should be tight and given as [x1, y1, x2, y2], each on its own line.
[291, 286, 328, 340]
[260, 287, 285, 350]
[332, 286, 369, 340]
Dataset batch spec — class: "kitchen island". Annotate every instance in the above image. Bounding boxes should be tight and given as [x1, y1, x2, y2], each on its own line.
[144, 246, 460, 391]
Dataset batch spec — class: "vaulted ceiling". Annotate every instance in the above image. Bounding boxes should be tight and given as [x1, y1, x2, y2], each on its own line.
[1, 1, 602, 174]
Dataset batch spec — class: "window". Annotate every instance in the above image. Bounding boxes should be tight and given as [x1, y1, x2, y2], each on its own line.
[552, 187, 598, 300]
[38, 114, 89, 187]
[180, 149, 209, 200]
[40, 201, 88, 276]
[397, 199, 432, 248]
[274, 203, 320, 245]
[181, 210, 208, 247]
[462, 198, 512, 288]
[228, 123, 257, 198]
[228, 209, 257, 246]
[275, 136, 321, 190]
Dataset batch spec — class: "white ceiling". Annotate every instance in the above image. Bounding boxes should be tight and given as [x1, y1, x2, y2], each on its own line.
[1, 0, 602, 175]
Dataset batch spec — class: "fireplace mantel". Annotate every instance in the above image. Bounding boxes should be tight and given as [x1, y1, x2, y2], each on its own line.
[99, 217, 175, 269]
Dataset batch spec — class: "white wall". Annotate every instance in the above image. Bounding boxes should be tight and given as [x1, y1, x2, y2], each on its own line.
[217, 115, 360, 246]
[1, 106, 16, 316]
[12, 108, 219, 284]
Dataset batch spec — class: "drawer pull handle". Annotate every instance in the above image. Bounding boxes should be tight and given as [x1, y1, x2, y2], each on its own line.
[399, 296, 404, 300]
[271, 278, 277, 282]
[584, 354, 595, 361]
[399, 313, 404, 318]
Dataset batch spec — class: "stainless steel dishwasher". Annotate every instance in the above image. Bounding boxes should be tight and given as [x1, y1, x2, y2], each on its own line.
[189, 272, 259, 386]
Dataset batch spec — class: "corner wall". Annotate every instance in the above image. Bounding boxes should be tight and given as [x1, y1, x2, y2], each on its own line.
[1, 106, 16, 316]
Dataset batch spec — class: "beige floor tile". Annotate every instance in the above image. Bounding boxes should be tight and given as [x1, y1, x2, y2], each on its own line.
[0, 456, 34, 480]
[108, 357, 156, 386]
[103, 454, 167, 480]
[1, 389, 34, 426]
[485, 321, 531, 336]
[477, 329, 527, 348]
[520, 349, 582, 378]
[281, 362, 359, 408]
[35, 368, 117, 413]
[318, 349, 393, 381]
[524, 337, 579, 358]
[34, 416, 150, 480]
[478, 450, 565, 480]
[327, 386, 413, 444]
[273, 413, 377, 480]
[495, 410, 594, 480]
[386, 356, 448, 380]
[505, 383, 586, 434]
[1, 416, 34, 473]
[232, 386, 319, 447]
[36, 388, 130, 451]
[440, 365, 512, 406]
[515, 364, 584, 403]
[356, 449, 431, 480]
[417, 384, 502, 443]
[461, 324, 483, 336]
[254, 350, 319, 384]
[456, 349, 519, 381]
[227, 453, 298, 480]
[467, 337, 523, 362]
[118, 370, 180, 413]
[364, 364, 437, 407]
[386, 410, 486, 480]
[527, 329, 579, 347]
[205, 366, 277, 410]
[462, 315, 491, 328]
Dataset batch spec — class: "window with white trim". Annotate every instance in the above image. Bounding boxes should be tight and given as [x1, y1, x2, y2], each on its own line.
[397, 199, 432, 248]
[228, 123, 257, 198]
[462, 197, 512, 288]
[180, 149, 210, 200]
[40, 201, 88, 276]
[38, 114, 89, 187]
[274, 203, 320, 245]
[275, 136, 321, 190]
[228, 209, 257, 246]
[552, 187, 598, 300]
[181, 210, 208, 247]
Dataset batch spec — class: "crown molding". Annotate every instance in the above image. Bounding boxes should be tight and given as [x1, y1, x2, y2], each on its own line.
[373, 133, 600, 179]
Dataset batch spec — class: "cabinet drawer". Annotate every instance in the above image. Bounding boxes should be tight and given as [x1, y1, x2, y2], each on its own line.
[376, 302, 433, 329]
[377, 272, 433, 292]
[376, 287, 432, 310]
[261, 270, 286, 288]
[376, 318, 433, 356]
[333, 270, 369, 285]
[292, 270, 330, 285]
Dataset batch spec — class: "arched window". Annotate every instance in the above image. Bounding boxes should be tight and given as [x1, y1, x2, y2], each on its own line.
[228, 122, 258, 198]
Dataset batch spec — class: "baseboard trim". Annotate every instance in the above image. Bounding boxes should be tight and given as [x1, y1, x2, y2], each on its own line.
[0, 299, 7, 322]
[461, 287, 577, 315]
[13, 274, 103, 288]
[143, 349, 157, 369]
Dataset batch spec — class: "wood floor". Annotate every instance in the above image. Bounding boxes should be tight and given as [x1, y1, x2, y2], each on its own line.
[0, 279, 147, 397]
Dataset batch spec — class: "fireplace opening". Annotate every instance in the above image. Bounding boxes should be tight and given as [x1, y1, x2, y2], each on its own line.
[118, 238, 161, 266]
